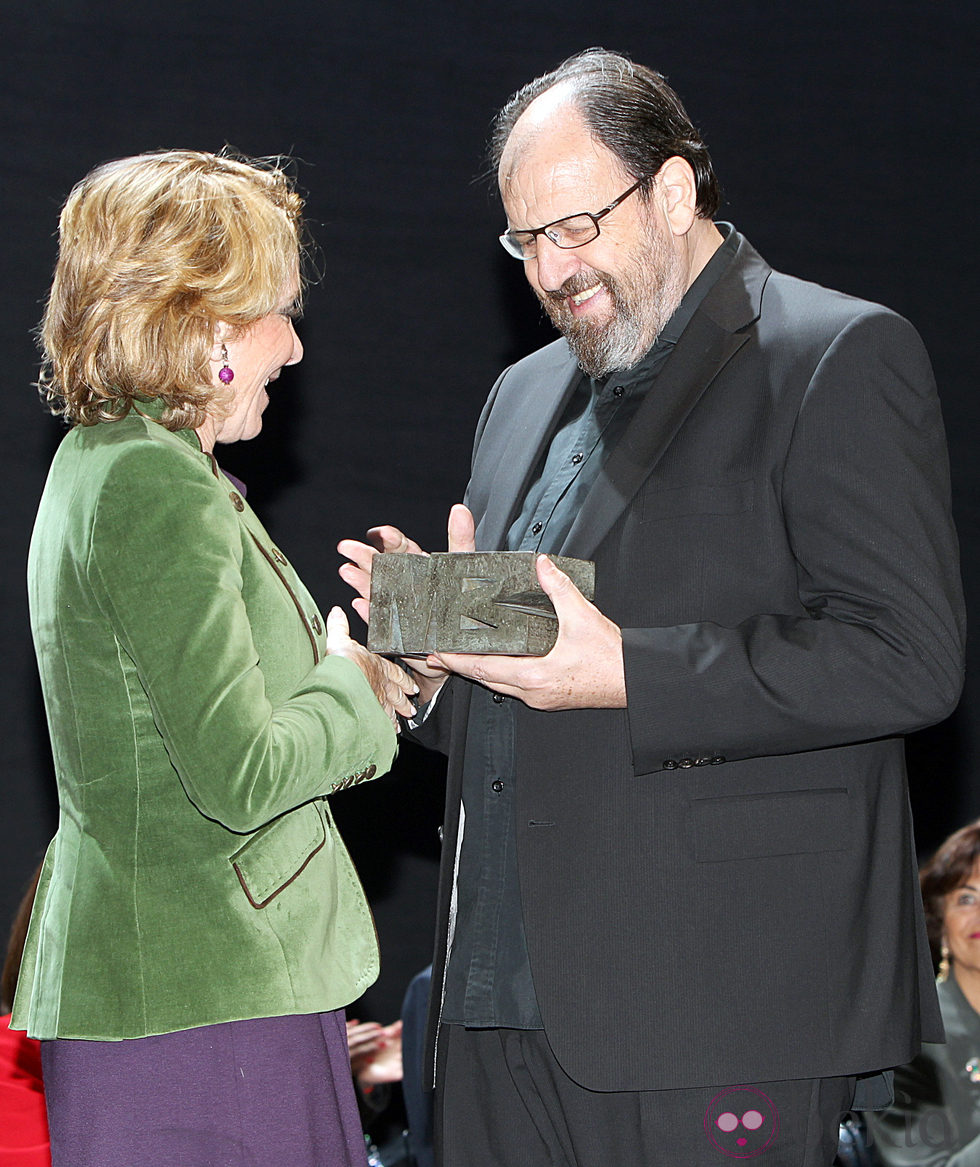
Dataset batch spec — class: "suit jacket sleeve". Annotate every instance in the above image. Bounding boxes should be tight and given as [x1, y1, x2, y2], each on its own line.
[621, 307, 965, 773]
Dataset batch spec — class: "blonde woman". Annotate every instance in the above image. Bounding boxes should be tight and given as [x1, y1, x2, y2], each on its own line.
[11, 151, 416, 1167]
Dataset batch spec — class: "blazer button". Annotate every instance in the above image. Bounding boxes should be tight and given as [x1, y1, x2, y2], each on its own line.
[492, 692, 505, 704]
[491, 779, 505, 793]
[272, 547, 288, 565]
[362, 764, 377, 781]
[311, 614, 323, 635]
[663, 759, 678, 770]
[710, 755, 726, 765]
[679, 758, 695, 769]
[229, 491, 244, 512]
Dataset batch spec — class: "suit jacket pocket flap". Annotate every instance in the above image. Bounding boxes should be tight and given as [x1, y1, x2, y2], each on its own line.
[231, 802, 326, 908]
[693, 787, 849, 862]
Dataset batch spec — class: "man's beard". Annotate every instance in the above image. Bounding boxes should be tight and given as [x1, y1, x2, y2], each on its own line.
[536, 220, 686, 379]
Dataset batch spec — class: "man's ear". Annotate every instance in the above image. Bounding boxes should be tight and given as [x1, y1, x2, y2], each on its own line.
[655, 156, 699, 237]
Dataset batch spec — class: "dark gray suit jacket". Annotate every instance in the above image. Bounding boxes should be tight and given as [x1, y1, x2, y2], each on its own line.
[417, 233, 966, 1092]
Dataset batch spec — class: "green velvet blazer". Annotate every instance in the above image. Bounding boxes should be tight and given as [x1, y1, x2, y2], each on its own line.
[12, 403, 397, 1040]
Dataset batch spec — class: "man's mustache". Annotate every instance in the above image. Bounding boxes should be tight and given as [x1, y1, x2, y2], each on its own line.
[543, 271, 609, 304]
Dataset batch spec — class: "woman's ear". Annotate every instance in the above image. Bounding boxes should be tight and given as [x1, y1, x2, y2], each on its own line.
[210, 320, 234, 362]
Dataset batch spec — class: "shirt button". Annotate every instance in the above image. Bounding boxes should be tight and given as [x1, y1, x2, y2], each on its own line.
[491, 779, 504, 793]
[531, 522, 543, 535]
[613, 386, 625, 397]
[571, 452, 583, 465]
[492, 692, 505, 704]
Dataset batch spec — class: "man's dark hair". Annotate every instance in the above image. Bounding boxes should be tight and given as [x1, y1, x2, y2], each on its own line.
[490, 48, 721, 219]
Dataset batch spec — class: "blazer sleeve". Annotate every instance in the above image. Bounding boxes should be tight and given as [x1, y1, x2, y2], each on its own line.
[622, 307, 966, 774]
[88, 441, 397, 833]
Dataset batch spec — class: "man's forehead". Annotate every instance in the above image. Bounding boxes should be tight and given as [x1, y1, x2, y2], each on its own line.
[499, 100, 627, 209]
[500, 90, 591, 183]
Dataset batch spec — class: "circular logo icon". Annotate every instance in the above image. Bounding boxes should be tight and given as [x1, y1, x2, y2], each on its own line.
[704, 1086, 779, 1159]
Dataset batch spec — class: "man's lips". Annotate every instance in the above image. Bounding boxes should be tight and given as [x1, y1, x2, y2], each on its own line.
[565, 282, 606, 315]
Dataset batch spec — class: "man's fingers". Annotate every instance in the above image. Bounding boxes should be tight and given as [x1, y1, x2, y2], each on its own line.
[338, 562, 371, 601]
[536, 554, 587, 615]
[337, 539, 378, 573]
[447, 503, 476, 553]
[365, 525, 424, 555]
[428, 652, 524, 695]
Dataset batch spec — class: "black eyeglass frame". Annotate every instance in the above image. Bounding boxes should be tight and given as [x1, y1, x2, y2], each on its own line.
[498, 175, 652, 260]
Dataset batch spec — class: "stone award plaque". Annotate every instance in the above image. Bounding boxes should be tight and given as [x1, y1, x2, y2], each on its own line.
[367, 551, 596, 656]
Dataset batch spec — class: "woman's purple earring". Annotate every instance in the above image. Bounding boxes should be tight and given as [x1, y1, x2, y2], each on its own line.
[218, 343, 234, 384]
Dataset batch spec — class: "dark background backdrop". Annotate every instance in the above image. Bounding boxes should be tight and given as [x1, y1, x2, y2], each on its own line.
[1, 0, 977, 1024]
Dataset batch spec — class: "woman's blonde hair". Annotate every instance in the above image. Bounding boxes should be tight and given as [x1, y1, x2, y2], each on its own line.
[38, 149, 305, 430]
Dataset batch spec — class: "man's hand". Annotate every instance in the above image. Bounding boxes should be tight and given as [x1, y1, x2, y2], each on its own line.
[338, 503, 476, 624]
[337, 504, 476, 705]
[429, 554, 626, 710]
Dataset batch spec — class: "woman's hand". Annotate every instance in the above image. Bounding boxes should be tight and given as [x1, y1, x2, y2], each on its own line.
[325, 607, 418, 726]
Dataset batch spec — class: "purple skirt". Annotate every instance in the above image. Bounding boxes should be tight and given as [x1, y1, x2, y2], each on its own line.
[41, 1010, 367, 1167]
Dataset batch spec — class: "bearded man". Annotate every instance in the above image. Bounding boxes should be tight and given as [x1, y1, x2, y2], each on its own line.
[340, 49, 965, 1167]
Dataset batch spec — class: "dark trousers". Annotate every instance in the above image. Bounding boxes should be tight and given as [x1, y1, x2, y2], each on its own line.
[436, 1024, 853, 1167]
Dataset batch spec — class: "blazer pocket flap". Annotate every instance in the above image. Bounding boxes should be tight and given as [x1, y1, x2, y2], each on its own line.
[231, 802, 326, 908]
[693, 787, 849, 863]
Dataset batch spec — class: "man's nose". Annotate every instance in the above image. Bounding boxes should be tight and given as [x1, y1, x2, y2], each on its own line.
[531, 235, 583, 292]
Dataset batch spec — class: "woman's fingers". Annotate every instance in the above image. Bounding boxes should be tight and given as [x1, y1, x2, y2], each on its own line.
[324, 609, 418, 725]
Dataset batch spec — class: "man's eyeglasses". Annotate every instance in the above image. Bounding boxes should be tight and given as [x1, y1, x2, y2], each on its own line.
[498, 176, 651, 261]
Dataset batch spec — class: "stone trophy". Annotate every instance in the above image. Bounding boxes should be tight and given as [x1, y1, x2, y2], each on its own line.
[367, 552, 596, 656]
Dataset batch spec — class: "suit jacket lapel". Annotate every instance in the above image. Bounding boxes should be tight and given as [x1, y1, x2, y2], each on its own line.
[475, 350, 581, 551]
[560, 239, 771, 559]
